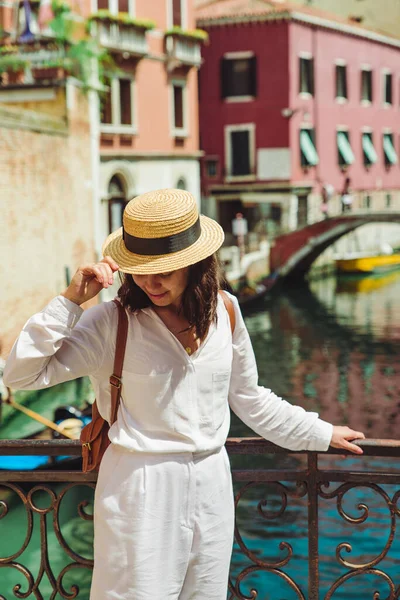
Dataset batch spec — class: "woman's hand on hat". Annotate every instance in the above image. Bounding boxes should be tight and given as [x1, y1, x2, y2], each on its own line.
[330, 425, 365, 455]
[61, 257, 120, 306]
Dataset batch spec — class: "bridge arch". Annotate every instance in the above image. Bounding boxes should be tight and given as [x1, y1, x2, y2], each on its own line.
[269, 213, 400, 279]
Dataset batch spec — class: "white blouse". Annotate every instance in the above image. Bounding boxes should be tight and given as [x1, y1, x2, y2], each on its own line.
[3, 293, 333, 454]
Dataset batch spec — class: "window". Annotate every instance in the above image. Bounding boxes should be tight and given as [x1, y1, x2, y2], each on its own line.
[386, 193, 392, 208]
[299, 57, 314, 95]
[221, 55, 257, 99]
[361, 69, 372, 103]
[176, 177, 186, 190]
[101, 77, 112, 124]
[362, 132, 377, 167]
[119, 79, 132, 125]
[107, 175, 126, 233]
[96, 0, 131, 13]
[205, 158, 218, 178]
[100, 77, 135, 129]
[363, 195, 372, 209]
[336, 64, 348, 100]
[337, 131, 355, 167]
[172, 82, 186, 134]
[300, 128, 318, 167]
[225, 124, 255, 177]
[172, 0, 182, 27]
[383, 133, 398, 166]
[384, 71, 392, 105]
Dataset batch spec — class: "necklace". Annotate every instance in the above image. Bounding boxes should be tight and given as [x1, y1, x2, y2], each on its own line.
[185, 346, 192, 355]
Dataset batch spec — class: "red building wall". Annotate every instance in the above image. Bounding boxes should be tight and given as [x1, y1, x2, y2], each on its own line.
[199, 16, 400, 192]
[199, 21, 290, 178]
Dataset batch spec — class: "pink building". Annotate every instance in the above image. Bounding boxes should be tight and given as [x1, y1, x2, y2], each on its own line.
[196, 0, 400, 238]
[0, 0, 205, 256]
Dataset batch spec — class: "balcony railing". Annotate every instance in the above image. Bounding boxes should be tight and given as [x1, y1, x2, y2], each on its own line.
[90, 19, 148, 56]
[165, 34, 202, 69]
[1, 438, 400, 599]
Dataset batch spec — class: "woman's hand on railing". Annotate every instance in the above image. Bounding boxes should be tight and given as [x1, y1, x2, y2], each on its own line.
[61, 256, 120, 306]
[330, 426, 365, 454]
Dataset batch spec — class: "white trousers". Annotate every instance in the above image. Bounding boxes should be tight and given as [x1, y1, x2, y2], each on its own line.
[90, 444, 235, 600]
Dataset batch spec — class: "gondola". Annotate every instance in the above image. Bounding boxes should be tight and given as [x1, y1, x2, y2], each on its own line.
[0, 404, 91, 471]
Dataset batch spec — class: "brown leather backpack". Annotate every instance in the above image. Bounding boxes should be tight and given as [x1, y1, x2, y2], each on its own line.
[80, 291, 235, 473]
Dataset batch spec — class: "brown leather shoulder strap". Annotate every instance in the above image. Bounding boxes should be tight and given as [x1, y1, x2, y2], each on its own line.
[109, 299, 129, 424]
[219, 290, 236, 335]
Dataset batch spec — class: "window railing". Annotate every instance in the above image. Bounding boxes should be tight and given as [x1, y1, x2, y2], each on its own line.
[0, 438, 399, 599]
[165, 35, 202, 68]
[91, 20, 148, 55]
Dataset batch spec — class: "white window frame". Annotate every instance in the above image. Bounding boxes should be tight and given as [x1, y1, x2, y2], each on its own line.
[93, 0, 135, 15]
[382, 68, 393, 107]
[224, 123, 256, 181]
[298, 52, 314, 99]
[360, 65, 372, 106]
[167, 0, 187, 29]
[335, 59, 348, 104]
[171, 79, 188, 137]
[100, 76, 137, 134]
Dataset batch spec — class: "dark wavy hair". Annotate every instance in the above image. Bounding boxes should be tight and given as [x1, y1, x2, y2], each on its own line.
[118, 254, 232, 341]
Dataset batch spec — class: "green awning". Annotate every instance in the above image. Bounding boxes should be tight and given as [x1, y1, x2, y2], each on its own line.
[300, 130, 319, 166]
[337, 131, 355, 164]
[362, 134, 378, 164]
[383, 135, 398, 165]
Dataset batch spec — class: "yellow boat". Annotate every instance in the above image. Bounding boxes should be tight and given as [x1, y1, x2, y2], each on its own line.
[335, 253, 400, 274]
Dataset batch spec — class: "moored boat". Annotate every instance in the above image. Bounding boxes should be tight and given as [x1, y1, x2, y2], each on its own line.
[335, 252, 400, 274]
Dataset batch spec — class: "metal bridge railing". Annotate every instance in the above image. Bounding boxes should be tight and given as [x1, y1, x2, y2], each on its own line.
[0, 438, 400, 599]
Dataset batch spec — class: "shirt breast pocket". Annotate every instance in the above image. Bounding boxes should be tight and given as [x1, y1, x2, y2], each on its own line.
[121, 370, 174, 433]
[212, 371, 231, 430]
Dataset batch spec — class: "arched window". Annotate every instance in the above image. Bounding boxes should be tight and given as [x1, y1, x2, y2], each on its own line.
[108, 175, 126, 233]
[176, 177, 186, 190]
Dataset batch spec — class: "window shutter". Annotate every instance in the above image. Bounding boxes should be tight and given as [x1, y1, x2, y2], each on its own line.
[221, 58, 230, 99]
[309, 59, 314, 95]
[250, 55, 257, 97]
[172, 0, 182, 27]
[118, 0, 129, 12]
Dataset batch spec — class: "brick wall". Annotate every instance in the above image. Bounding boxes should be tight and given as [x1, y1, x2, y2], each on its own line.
[0, 84, 96, 357]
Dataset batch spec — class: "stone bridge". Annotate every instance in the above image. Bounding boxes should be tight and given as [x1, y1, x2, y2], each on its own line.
[269, 212, 400, 280]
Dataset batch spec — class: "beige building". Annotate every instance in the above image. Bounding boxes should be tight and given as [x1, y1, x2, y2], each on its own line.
[195, 0, 400, 39]
[283, 0, 400, 39]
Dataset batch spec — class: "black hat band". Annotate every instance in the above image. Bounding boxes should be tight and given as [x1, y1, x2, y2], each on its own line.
[123, 217, 201, 256]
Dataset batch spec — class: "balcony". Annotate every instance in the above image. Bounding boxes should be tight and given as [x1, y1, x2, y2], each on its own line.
[1, 437, 400, 598]
[89, 12, 155, 57]
[0, 41, 68, 86]
[165, 27, 207, 70]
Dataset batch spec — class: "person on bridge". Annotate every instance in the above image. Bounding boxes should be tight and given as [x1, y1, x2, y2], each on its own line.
[341, 177, 353, 213]
[3, 188, 365, 600]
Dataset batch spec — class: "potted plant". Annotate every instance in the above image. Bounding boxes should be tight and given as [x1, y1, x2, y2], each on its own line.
[32, 58, 72, 81]
[0, 55, 28, 84]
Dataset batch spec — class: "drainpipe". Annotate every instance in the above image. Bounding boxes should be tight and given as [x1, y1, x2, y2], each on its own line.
[312, 25, 320, 200]
[87, 59, 101, 262]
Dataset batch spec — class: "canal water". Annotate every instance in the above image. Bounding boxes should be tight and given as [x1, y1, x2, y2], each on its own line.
[1, 271, 400, 598]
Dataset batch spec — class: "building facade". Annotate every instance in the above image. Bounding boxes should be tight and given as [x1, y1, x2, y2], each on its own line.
[0, 84, 95, 356]
[0, 0, 205, 353]
[196, 1, 400, 250]
[93, 0, 204, 254]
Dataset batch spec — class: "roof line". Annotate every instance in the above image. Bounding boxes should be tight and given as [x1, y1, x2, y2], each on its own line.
[197, 10, 400, 50]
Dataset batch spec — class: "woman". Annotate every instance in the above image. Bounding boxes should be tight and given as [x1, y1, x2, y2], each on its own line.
[4, 188, 364, 600]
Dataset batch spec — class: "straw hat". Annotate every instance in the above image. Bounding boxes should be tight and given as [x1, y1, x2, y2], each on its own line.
[102, 188, 225, 274]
